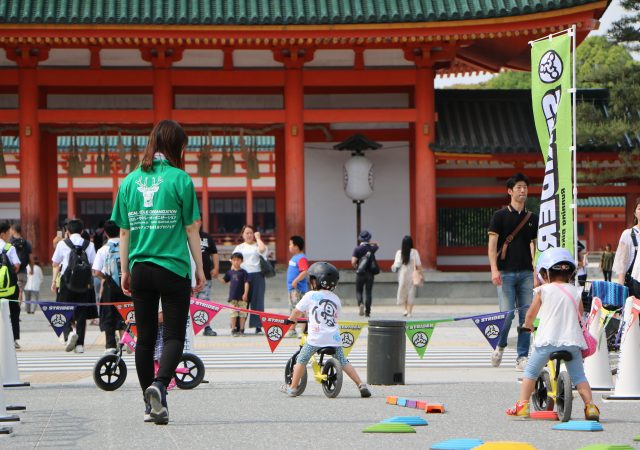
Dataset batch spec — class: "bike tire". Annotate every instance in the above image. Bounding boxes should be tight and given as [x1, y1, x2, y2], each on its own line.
[284, 353, 307, 396]
[93, 354, 127, 391]
[556, 371, 573, 422]
[174, 353, 205, 390]
[531, 369, 554, 411]
[321, 358, 343, 398]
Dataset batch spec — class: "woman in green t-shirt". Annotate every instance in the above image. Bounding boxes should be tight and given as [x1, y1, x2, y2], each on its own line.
[112, 120, 205, 425]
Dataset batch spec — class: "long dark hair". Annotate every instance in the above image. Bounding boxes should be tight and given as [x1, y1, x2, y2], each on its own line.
[401, 235, 413, 265]
[141, 120, 188, 171]
[634, 197, 640, 226]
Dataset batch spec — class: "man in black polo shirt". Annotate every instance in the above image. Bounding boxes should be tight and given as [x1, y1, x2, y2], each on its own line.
[487, 173, 538, 371]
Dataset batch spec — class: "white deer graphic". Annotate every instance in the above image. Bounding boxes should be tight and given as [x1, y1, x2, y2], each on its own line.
[136, 176, 163, 207]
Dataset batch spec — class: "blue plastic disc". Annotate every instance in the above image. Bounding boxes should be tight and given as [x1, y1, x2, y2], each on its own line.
[430, 438, 485, 449]
[381, 416, 428, 426]
[552, 420, 603, 432]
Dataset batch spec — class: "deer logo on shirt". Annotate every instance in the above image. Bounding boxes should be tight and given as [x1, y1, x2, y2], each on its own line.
[136, 176, 163, 207]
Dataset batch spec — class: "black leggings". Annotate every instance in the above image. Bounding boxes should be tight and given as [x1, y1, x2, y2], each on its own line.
[131, 262, 191, 391]
[8, 297, 20, 340]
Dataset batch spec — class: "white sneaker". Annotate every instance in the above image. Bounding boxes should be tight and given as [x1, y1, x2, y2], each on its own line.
[74, 345, 84, 354]
[491, 347, 505, 367]
[65, 332, 78, 352]
[104, 348, 117, 355]
[14, 340, 21, 349]
[515, 357, 528, 371]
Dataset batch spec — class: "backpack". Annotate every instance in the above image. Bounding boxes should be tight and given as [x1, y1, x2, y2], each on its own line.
[62, 238, 93, 294]
[104, 241, 122, 287]
[11, 237, 30, 272]
[0, 243, 17, 298]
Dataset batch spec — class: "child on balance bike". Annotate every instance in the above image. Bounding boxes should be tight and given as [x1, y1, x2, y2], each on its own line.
[281, 261, 371, 398]
[506, 247, 600, 421]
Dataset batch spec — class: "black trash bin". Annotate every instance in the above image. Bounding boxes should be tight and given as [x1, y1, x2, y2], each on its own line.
[367, 320, 406, 385]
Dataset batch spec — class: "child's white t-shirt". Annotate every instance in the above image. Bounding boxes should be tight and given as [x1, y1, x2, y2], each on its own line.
[534, 282, 586, 349]
[295, 290, 342, 347]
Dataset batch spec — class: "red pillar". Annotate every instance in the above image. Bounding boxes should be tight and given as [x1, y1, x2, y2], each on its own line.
[18, 66, 43, 252]
[246, 178, 254, 226]
[67, 176, 76, 218]
[414, 67, 437, 270]
[274, 130, 287, 263]
[42, 132, 58, 261]
[153, 67, 172, 122]
[284, 67, 305, 239]
[202, 177, 210, 232]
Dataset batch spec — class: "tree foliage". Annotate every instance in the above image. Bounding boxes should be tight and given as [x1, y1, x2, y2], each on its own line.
[609, 0, 640, 51]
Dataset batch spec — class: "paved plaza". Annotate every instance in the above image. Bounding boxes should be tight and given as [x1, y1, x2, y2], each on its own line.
[2, 305, 639, 449]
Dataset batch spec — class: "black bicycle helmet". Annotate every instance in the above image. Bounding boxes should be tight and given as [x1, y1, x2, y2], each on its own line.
[308, 262, 340, 291]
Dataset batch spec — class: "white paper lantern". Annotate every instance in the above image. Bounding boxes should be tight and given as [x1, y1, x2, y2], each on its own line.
[343, 154, 374, 201]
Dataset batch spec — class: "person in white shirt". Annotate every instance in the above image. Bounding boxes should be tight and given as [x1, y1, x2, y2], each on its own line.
[506, 247, 600, 421]
[612, 198, 640, 296]
[92, 220, 129, 354]
[24, 255, 44, 314]
[0, 221, 22, 349]
[232, 225, 269, 334]
[280, 262, 371, 398]
[51, 218, 97, 354]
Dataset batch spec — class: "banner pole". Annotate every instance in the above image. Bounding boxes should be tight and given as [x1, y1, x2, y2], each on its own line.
[571, 24, 579, 284]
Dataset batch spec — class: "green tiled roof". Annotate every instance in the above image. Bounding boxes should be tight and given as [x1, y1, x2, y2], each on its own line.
[577, 196, 625, 208]
[0, 0, 603, 26]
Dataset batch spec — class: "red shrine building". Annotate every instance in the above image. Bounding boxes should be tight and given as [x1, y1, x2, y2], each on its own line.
[0, 0, 628, 270]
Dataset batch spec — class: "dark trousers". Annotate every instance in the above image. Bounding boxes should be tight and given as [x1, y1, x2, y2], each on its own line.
[131, 262, 191, 391]
[58, 284, 95, 346]
[355, 272, 374, 315]
[8, 298, 20, 340]
[247, 272, 265, 329]
[602, 270, 612, 282]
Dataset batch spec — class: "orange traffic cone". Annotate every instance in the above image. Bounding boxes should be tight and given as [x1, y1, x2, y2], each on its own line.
[0, 299, 29, 388]
[583, 297, 614, 391]
[604, 297, 640, 400]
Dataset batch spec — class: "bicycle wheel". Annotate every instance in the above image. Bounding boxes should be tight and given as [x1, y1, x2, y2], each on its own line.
[174, 353, 206, 389]
[93, 354, 127, 391]
[321, 358, 343, 398]
[284, 353, 307, 396]
[556, 371, 573, 422]
[531, 369, 554, 411]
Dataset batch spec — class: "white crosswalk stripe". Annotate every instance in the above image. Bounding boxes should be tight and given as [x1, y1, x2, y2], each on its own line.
[17, 348, 519, 372]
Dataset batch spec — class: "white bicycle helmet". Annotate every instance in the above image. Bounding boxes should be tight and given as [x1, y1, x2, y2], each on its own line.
[537, 247, 576, 274]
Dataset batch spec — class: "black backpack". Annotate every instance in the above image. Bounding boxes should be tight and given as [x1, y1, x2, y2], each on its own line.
[11, 237, 30, 272]
[63, 239, 93, 294]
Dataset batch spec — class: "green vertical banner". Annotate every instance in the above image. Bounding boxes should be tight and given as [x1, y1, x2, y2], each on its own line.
[531, 32, 574, 258]
[405, 321, 437, 359]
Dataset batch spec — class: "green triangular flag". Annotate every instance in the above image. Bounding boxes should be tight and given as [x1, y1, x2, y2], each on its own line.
[405, 321, 436, 359]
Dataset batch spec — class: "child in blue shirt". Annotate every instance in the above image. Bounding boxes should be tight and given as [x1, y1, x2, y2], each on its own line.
[286, 235, 309, 338]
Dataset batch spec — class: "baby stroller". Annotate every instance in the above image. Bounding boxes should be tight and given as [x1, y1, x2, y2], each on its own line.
[93, 322, 205, 391]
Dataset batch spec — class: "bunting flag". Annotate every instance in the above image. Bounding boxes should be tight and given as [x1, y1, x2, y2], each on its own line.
[189, 298, 224, 335]
[531, 31, 575, 258]
[339, 321, 367, 357]
[115, 302, 137, 337]
[259, 312, 293, 352]
[40, 302, 75, 337]
[405, 321, 437, 359]
[472, 311, 508, 350]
